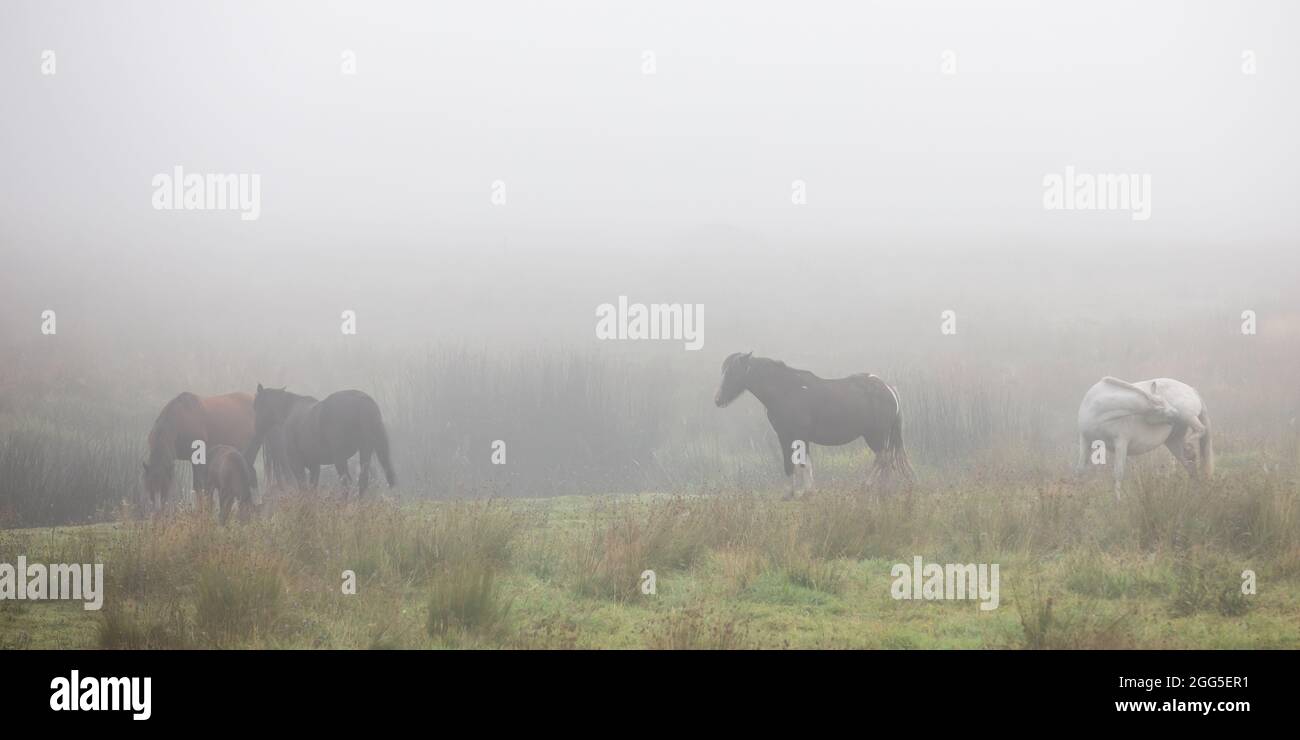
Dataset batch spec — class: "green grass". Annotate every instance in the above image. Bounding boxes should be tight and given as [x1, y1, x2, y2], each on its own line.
[3, 466, 1299, 649]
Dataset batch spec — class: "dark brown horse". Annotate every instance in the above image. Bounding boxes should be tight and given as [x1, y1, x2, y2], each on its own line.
[248, 385, 396, 497]
[714, 352, 913, 496]
[143, 392, 255, 513]
[208, 445, 258, 525]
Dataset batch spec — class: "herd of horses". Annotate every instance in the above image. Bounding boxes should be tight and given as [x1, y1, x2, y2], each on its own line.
[142, 385, 396, 523]
[142, 355, 1215, 522]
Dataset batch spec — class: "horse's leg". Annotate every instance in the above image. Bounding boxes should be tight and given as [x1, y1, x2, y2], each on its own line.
[778, 433, 797, 500]
[192, 462, 207, 514]
[333, 460, 351, 483]
[334, 459, 353, 499]
[291, 464, 307, 490]
[1075, 433, 1088, 475]
[218, 488, 231, 526]
[358, 448, 373, 498]
[309, 465, 321, 490]
[861, 432, 879, 468]
[1164, 426, 1197, 478]
[803, 447, 815, 492]
[1112, 438, 1129, 501]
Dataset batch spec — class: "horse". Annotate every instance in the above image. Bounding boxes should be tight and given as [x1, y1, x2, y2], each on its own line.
[207, 445, 258, 525]
[713, 352, 913, 497]
[248, 385, 396, 497]
[1076, 376, 1213, 499]
[142, 392, 255, 514]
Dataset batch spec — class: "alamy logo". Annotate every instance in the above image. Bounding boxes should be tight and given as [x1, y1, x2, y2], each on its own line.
[151, 165, 261, 221]
[1042, 166, 1151, 221]
[50, 670, 151, 720]
[0, 557, 104, 610]
[890, 556, 1000, 611]
[595, 296, 704, 351]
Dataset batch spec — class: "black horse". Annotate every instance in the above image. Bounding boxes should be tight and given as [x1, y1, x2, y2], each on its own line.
[714, 352, 913, 495]
[247, 385, 396, 497]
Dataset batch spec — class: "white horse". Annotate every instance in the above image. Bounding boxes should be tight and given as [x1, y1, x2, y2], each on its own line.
[1076, 377, 1214, 499]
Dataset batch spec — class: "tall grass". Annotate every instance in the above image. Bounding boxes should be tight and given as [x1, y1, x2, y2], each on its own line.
[426, 561, 511, 638]
[3, 304, 1299, 528]
[3, 469, 1297, 648]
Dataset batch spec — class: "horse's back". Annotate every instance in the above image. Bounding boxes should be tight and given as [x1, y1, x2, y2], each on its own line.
[321, 389, 379, 409]
[290, 390, 385, 460]
[1079, 378, 1151, 421]
[787, 372, 897, 444]
[318, 389, 383, 425]
[841, 373, 900, 413]
[200, 392, 255, 450]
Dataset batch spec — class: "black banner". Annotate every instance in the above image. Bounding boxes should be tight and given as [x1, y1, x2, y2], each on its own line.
[0, 649, 1284, 727]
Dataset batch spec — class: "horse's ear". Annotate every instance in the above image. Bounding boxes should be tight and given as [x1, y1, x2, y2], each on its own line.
[743, 351, 753, 359]
[257, 383, 264, 393]
[1150, 381, 1158, 393]
[141, 461, 148, 472]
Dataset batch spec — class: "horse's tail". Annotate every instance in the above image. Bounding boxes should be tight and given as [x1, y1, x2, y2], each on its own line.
[1198, 404, 1214, 478]
[366, 405, 397, 487]
[884, 388, 916, 482]
[267, 426, 291, 488]
[860, 375, 913, 486]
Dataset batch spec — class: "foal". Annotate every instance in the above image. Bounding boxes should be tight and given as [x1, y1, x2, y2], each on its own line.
[207, 445, 259, 524]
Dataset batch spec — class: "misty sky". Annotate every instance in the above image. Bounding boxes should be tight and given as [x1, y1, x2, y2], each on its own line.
[2, 1, 1297, 350]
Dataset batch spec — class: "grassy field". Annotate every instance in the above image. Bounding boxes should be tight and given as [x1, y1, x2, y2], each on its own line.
[4, 454, 1298, 649]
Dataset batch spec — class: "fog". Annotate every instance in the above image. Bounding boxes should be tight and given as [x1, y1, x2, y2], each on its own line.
[2, 1, 1299, 519]
[3, 0, 1297, 336]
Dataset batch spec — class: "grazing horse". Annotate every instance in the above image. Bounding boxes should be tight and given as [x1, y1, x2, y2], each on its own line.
[207, 445, 258, 525]
[142, 392, 255, 513]
[714, 352, 913, 497]
[1076, 376, 1213, 499]
[248, 385, 396, 497]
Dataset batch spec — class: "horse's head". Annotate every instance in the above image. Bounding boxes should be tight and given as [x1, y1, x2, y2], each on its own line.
[253, 383, 294, 435]
[715, 351, 753, 407]
[1141, 381, 1179, 421]
[141, 455, 172, 512]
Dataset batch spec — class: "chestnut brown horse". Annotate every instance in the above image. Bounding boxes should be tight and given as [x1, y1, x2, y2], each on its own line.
[248, 385, 396, 497]
[142, 392, 255, 513]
